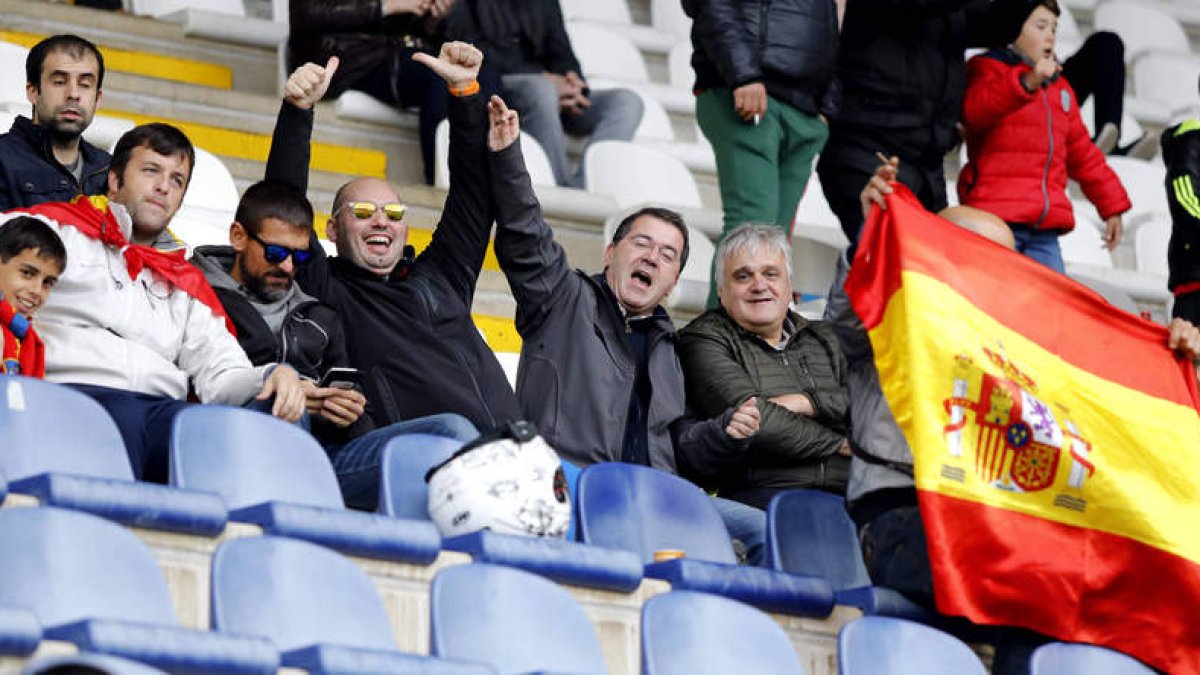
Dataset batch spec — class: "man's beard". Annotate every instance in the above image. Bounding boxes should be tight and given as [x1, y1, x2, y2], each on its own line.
[238, 255, 291, 303]
[44, 114, 87, 144]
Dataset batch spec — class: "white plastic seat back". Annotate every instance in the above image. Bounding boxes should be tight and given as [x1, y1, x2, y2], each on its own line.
[566, 22, 649, 83]
[1133, 52, 1200, 115]
[170, 147, 238, 251]
[129, 0, 244, 17]
[791, 175, 848, 250]
[1055, 5, 1083, 55]
[0, 41, 30, 109]
[0, 110, 16, 134]
[82, 115, 136, 154]
[1106, 156, 1169, 219]
[652, 0, 692, 39]
[560, 0, 632, 25]
[630, 89, 674, 142]
[668, 42, 693, 90]
[433, 119, 556, 189]
[1061, 205, 1114, 268]
[1134, 218, 1170, 278]
[1093, 2, 1190, 63]
[585, 140, 701, 209]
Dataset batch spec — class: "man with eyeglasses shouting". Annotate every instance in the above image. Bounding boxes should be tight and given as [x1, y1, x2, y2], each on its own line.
[261, 42, 516, 508]
[191, 179, 477, 509]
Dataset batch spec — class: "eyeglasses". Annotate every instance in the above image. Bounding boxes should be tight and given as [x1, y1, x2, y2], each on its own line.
[339, 201, 407, 222]
[246, 229, 314, 266]
[627, 234, 680, 265]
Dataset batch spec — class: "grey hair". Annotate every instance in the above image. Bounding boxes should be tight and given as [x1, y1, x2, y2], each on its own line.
[715, 223, 793, 287]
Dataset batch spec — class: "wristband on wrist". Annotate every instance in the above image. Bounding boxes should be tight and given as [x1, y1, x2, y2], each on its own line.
[448, 80, 480, 97]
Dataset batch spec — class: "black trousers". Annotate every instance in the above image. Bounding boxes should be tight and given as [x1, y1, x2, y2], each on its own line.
[1062, 31, 1125, 137]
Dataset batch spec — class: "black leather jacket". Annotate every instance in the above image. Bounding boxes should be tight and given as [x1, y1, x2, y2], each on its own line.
[685, 0, 839, 118]
[0, 116, 110, 211]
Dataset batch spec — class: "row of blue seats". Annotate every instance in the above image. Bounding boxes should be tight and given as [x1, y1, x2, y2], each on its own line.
[0, 375, 901, 621]
[0, 507, 1153, 675]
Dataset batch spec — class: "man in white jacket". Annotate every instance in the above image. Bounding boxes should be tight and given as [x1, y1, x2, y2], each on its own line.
[1, 123, 304, 482]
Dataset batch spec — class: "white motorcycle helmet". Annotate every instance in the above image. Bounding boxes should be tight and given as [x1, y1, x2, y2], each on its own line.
[426, 420, 571, 538]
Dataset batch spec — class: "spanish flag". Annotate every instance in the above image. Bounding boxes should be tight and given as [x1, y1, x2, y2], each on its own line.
[845, 185, 1200, 673]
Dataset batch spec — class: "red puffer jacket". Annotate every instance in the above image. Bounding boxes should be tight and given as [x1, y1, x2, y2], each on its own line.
[957, 49, 1130, 233]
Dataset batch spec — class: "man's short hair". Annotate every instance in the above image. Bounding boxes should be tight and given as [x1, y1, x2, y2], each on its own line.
[26, 34, 106, 90]
[715, 223, 792, 285]
[611, 206, 691, 269]
[235, 180, 315, 236]
[110, 123, 195, 188]
[0, 216, 68, 270]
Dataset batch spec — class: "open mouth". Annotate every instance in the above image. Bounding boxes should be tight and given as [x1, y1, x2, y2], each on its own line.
[364, 234, 392, 254]
[631, 270, 652, 288]
[13, 298, 37, 315]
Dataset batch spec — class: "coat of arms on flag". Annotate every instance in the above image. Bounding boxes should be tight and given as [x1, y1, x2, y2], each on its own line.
[941, 348, 1096, 510]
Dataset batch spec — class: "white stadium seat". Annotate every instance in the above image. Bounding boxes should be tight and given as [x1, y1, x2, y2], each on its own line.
[0, 41, 30, 110]
[433, 118, 556, 189]
[1130, 52, 1200, 125]
[584, 140, 702, 210]
[1092, 2, 1191, 64]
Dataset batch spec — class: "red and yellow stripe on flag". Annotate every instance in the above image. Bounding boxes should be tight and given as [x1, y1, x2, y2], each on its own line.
[845, 185, 1200, 673]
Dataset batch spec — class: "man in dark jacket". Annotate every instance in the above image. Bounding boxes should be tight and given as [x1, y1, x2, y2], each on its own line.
[679, 223, 851, 510]
[447, 0, 643, 188]
[268, 44, 520, 441]
[684, 0, 838, 308]
[487, 97, 769, 563]
[816, 0, 990, 245]
[192, 178, 476, 510]
[288, 0, 499, 186]
[1163, 114, 1200, 325]
[0, 34, 110, 211]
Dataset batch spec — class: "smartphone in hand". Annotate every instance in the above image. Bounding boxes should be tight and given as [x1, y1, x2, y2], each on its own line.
[318, 367, 361, 390]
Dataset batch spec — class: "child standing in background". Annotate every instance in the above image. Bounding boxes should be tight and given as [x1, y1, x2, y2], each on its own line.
[957, 0, 1129, 273]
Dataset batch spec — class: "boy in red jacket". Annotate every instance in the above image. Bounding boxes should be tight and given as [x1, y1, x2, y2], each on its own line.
[958, 0, 1130, 273]
[0, 216, 66, 378]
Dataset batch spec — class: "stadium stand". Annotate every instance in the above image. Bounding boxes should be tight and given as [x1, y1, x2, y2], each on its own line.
[0, 0, 1189, 671]
[641, 591, 807, 675]
[212, 535, 494, 674]
[170, 405, 443, 564]
[429, 563, 608, 675]
[838, 616, 988, 675]
[575, 462, 837, 617]
[0, 507, 279, 674]
[1029, 641, 1158, 675]
[0, 376, 227, 536]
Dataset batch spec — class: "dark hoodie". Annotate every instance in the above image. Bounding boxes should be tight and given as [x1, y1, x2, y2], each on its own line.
[191, 244, 373, 446]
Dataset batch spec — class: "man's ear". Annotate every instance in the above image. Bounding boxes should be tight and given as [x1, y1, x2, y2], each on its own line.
[229, 221, 248, 252]
[106, 169, 120, 198]
[325, 217, 339, 244]
[25, 82, 37, 112]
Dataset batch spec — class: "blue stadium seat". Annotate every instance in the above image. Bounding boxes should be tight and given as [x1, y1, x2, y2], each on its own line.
[0, 507, 278, 674]
[379, 435, 642, 592]
[430, 563, 607, 674]
[766, 490, 932, 619]
[641, 591, 806, 675]
[0, 375, 226, 535]
[212, 536, 494, 675]
[170, 405, 441, 563]
[576, 463, 835, 617]
[376, 433, 463, 520]
[1030, 642, 1156, 674]
[838, 616, 987, 675]
[23, 652, 170, 674]
[0, 605, 41, 657]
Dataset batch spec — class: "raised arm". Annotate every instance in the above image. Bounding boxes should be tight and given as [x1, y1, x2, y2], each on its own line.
[408, 42, 494, 305]
[486, 96, 578, 336]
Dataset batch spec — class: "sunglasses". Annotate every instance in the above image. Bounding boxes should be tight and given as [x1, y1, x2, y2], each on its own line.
[340, 201, 407, 222]
[246, 229, 314, 266]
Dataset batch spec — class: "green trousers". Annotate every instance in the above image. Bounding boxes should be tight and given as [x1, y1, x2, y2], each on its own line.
[697, 87, 828, 308]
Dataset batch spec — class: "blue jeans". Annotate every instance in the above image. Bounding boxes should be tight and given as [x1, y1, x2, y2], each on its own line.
[501, 73, 644, 188]
[327, 413, 478, 511]
[710, 496, 766, 566]
[1011, 225, 1066, 273]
